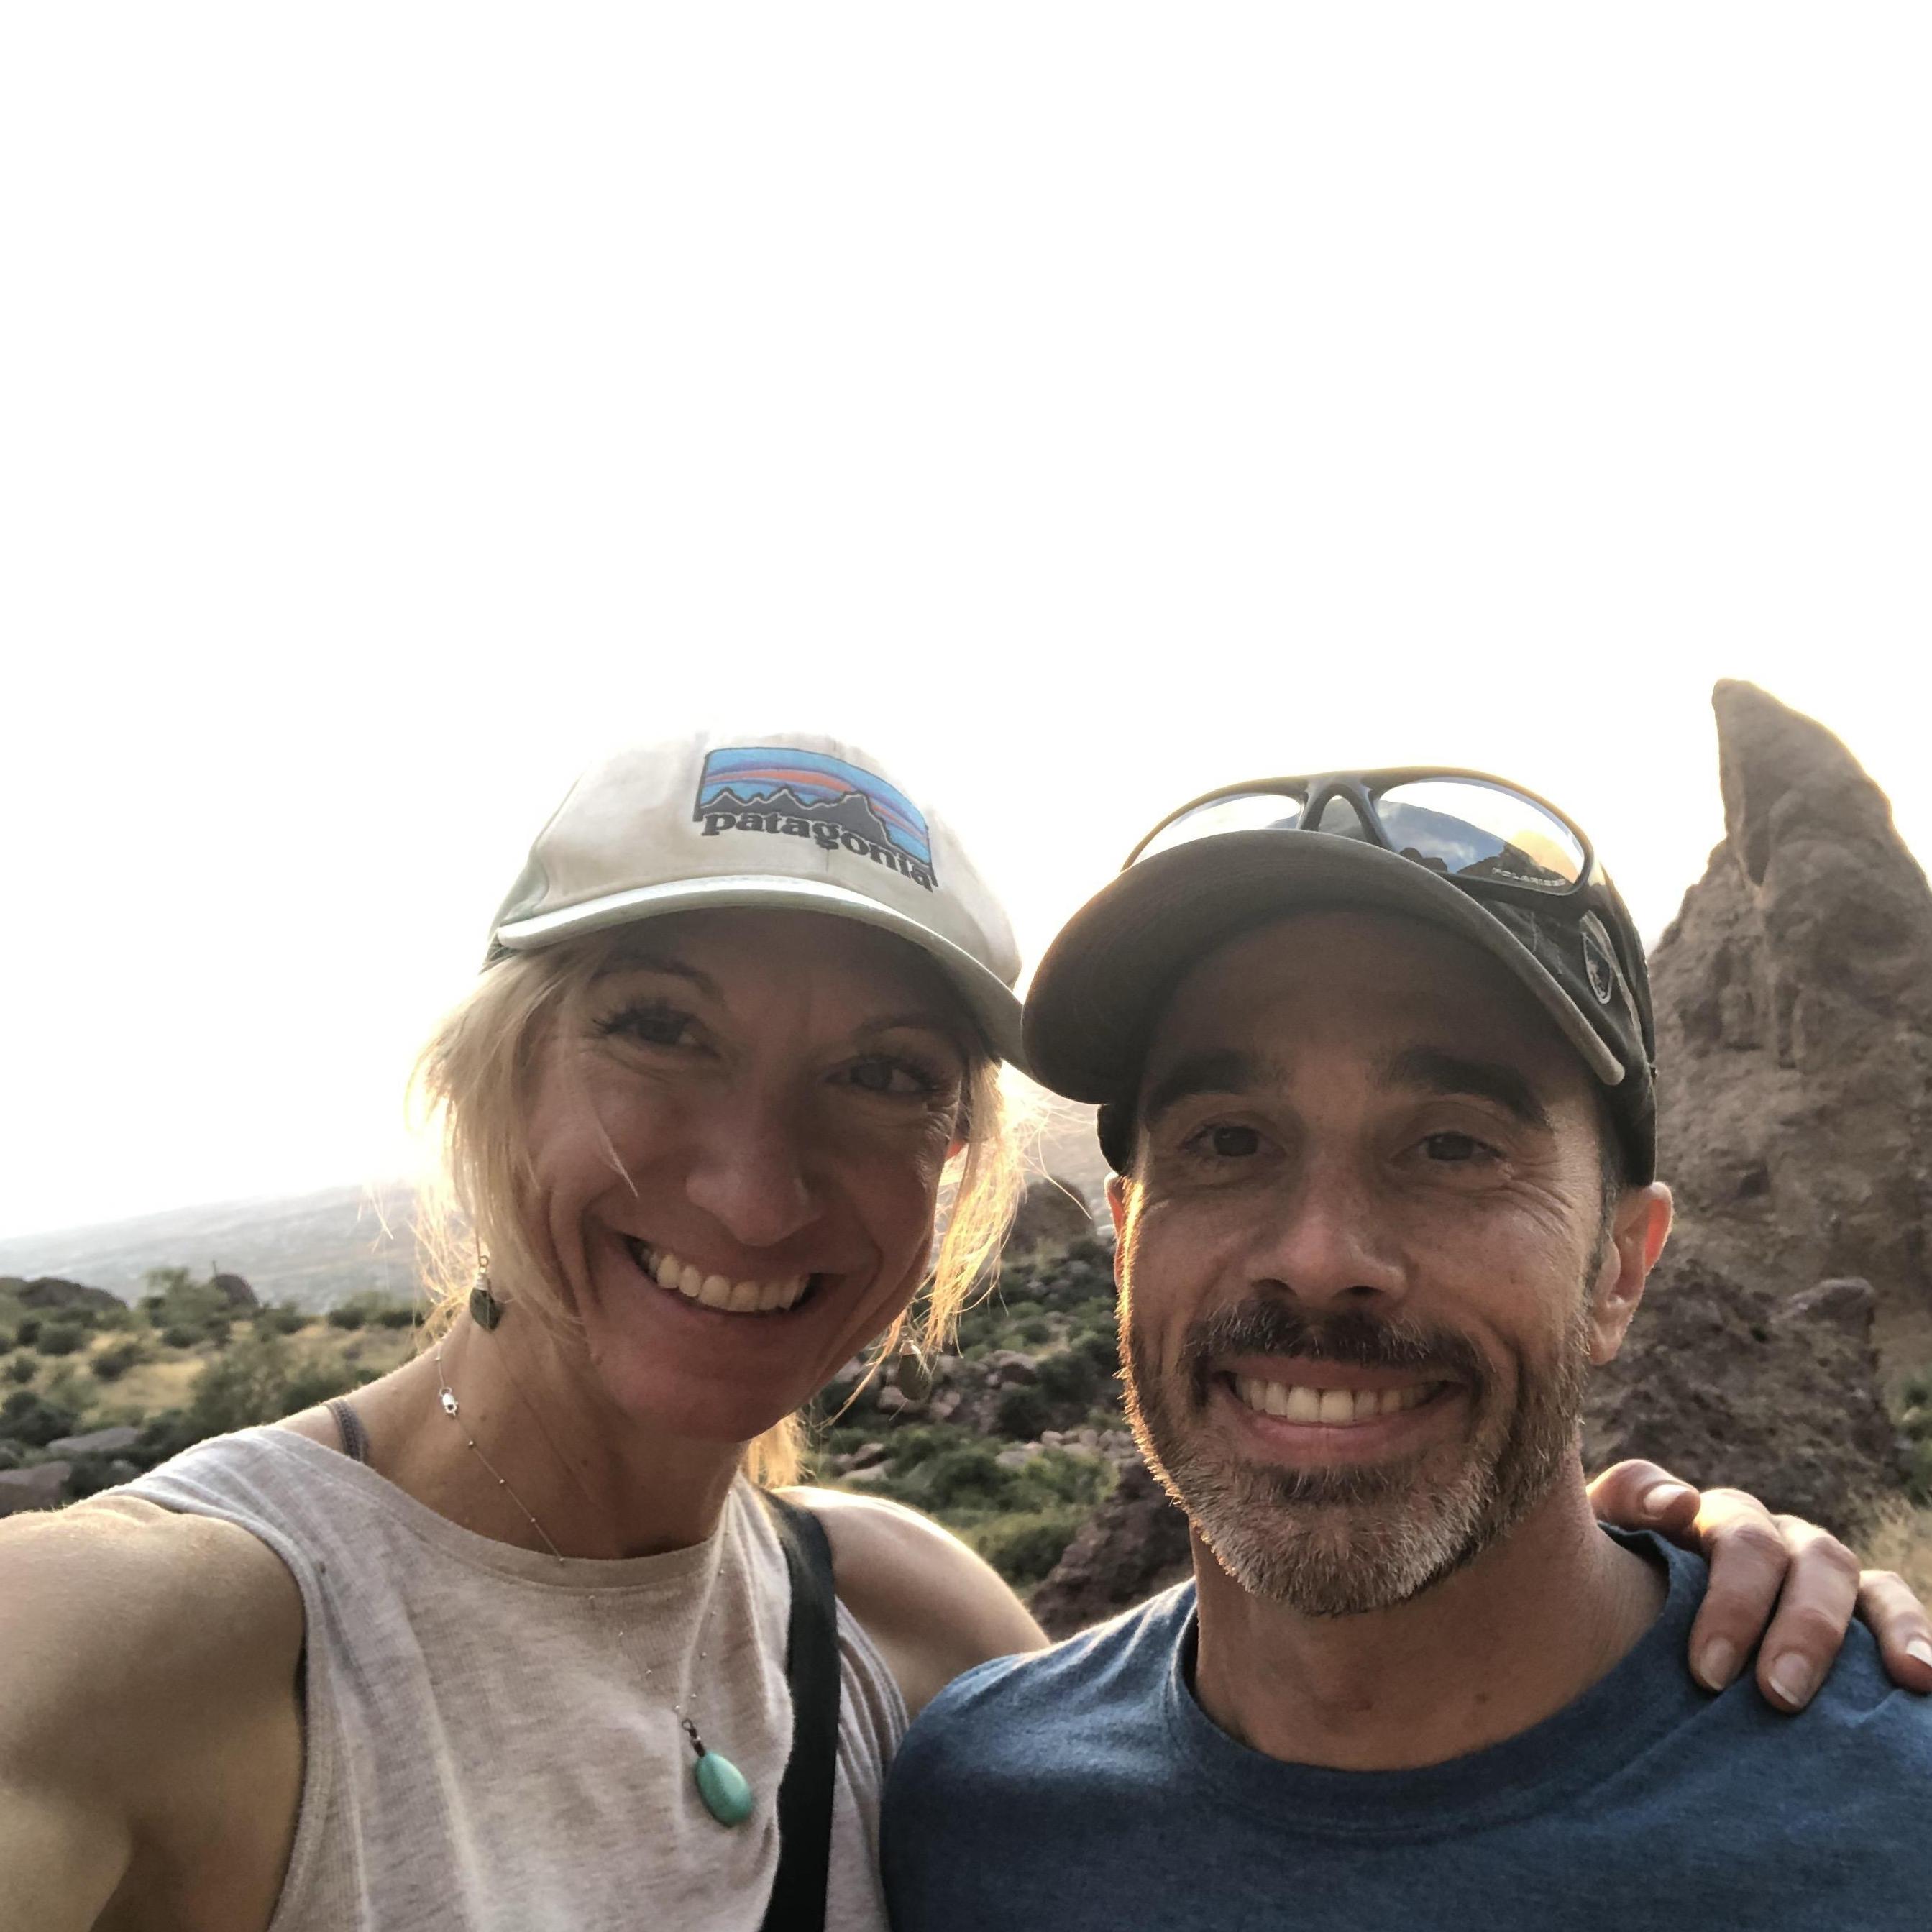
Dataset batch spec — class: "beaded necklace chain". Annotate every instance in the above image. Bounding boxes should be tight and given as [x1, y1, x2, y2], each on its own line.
[431, 1335, 755, 1826]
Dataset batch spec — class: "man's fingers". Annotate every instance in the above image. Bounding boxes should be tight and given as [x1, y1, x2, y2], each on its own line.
[1682, 1488, 1798, 1694]
[1585, 1459, 1700, 1537]
[1857, 1569, 1932, 1694]
[1744, 1516, 1861, 1711]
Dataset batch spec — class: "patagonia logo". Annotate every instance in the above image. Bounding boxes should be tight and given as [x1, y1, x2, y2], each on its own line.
[693, 746, 938, 892]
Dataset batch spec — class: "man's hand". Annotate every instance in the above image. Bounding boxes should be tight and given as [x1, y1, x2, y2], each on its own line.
[1587, 1460, 1932, 1710]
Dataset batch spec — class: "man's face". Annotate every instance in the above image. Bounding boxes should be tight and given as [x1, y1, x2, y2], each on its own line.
[1110, 908, 1655, 1616]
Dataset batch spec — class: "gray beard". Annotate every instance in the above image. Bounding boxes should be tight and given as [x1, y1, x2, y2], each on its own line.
[1122, 1294, 1593, 1617]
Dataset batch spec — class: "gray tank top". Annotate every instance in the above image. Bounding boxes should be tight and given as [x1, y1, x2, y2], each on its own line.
[122, 1427, 905, 1932]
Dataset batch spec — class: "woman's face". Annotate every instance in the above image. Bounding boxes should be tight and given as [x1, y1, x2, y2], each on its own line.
[521, 908, 975, 1444]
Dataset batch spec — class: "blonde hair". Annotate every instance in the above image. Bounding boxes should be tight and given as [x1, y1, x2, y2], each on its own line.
[409, 928, 1024, 1485]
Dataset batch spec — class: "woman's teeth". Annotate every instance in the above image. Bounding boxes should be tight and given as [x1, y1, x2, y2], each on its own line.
[623, 1238, 811, 1315]
[1232, 1376, 1438, 1424]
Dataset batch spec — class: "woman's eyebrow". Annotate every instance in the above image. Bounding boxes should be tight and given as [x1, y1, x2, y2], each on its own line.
[591, 951, 720, 997]
[851, 1012, 972, 1051]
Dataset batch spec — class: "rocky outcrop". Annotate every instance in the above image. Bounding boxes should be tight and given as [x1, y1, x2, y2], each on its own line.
[1583, 1256, 1904, 1536]
[1003, 1178, 1095, 1256]
[1, 1275, 123, 1314]
[1030, 1457, 1191, 1636]
[211, 1271, 260, 1311]
[1647, 681, 1932, 1371]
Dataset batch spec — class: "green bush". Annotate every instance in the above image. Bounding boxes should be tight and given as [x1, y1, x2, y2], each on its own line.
[1012, 1447, 1114, 1511]
[326, 1291, 416, 1332]
[184, 1335, 298, 1437]
[375, 1303, 416, 1330]
[91, 1339, 149, 1382]
[993, 1384, 1053, 1441]
[35, 1323, 85, 1358]
[902, 1443, 1018, 1512]
[15, 1317, 40, 1349]
[256, 1304, 311, 1337]
[327, 1303, 367, 1330]
[0, 1388, 79, 1447]
[1035, 1349, 1101, 1406]
[6, 1353, 36, 1385]
[1908, 1437, 1932, 1507]
[963, 1505, 1088, 1587]
[160, 1324, 201, 1350]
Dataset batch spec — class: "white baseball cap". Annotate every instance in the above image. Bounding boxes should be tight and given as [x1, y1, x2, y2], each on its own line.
[487, 730, 1025, 1063]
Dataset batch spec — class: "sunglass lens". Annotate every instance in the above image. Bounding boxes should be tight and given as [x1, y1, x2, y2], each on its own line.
[1374, 779, 1585, 891]
[1134, 790, 1304, 862]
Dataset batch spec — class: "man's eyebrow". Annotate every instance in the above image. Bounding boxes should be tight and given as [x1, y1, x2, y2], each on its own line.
[1140, 1049, 1267, 1125]
[1382, 1045, 1552, 1131]
[590, 949, 720, 997]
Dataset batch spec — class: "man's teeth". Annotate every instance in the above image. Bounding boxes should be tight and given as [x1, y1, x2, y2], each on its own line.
[1232, 1377, 1437, 1424]
[626, 1239, 810, 1315]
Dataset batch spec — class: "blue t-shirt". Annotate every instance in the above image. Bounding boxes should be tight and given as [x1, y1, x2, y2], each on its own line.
[883, 1532, 1930, 1931]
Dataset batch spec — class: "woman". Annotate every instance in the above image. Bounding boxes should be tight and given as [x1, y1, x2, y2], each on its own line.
[1, 730, 1924, 1932]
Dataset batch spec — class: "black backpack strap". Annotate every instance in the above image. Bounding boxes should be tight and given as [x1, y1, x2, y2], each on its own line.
[759, 1493, 841, 1932]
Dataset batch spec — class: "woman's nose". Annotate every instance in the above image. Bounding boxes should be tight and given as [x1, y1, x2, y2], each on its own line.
[682, 1114, 820, 1250]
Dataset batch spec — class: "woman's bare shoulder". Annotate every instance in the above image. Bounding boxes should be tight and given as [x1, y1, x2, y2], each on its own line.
[778, 1485, 1048, 1718]
[0, 1494, 304, 1715]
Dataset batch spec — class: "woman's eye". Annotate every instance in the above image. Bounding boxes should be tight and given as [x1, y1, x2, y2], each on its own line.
[597, 1004, 693, 1048]
[846, 1056, 938, 1097]
[1421, 1131, 1490, 1164]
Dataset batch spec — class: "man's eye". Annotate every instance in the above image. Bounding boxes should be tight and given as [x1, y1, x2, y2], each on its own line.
[1421, 1131, 1489, 1163]
[1201, 1125, 1260, 1158]
[596, 1003, 692, 1048]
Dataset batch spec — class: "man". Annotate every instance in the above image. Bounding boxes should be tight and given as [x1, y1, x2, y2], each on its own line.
[883, 769, 1932, 1930]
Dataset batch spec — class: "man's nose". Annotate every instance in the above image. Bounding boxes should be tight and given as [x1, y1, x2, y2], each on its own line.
[681, 1103, 820, 1250]
[1247, 1153, 1406, 1310]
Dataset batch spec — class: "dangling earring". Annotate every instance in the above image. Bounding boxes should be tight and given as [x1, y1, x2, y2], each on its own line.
[469, 1247, 504, 1332]
[894, 1335, 933, 1401]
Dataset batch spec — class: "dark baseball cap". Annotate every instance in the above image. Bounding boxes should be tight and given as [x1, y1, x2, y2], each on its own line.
[1023, 769, 1657, 1181]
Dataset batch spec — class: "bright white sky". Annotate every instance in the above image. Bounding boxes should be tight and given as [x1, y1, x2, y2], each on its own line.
[4, 7, 1928, 1240]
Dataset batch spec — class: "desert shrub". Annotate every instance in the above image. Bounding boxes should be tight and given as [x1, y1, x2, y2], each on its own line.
[15, 1317, 40, 1348]
[1, 1388, 78, 1447]
[91, 1339, 150, 1382]
[140, 1268, 234, 1342]
[256, 1304, 311, 1337]
[993, 1384, 1053, 1441]
[160, 1324, 202, 1350]
[326, 1303, 367, 1330]
[283, 1359, 377, 1413]
[1035, 1348, 1101, 1406]
[963, 1505, 1088, 1587]
[184, 1335, 298, 1437]
[1908, 1438, 1932, 1508]
[35, 1323, 84, 1358]
[904, 1443, 1017, 1512]
[0, 1329, 12, 1354]
[375, 1303, 416, 1330]
[1012, 1447, 1114, 1511]
[326, 1291, 416, 1332]
[6, 1352, 36, 1384]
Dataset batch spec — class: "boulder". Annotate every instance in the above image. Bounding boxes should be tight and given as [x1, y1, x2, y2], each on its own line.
[47, 1425, 141, 1458]
[0, 1461, 73, 1517]
[1004, 1178, 1094, 1256]
[1649, 681, 1932, 1370]
[1030, 1456, 1192, 1637]
[211, 1272, 260, 1311]
[1584, 1255, 1905, 1537]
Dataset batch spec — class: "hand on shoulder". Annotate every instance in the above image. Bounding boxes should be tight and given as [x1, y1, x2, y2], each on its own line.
[0, 1496, 305, 1931]
[780, 1485, 1049, 1718]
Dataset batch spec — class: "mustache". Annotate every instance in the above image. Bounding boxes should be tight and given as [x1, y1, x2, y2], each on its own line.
[1181, 1299, 1491, 1408]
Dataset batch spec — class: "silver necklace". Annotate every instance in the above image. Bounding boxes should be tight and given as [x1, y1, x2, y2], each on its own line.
[431, 1336, 755, 1827]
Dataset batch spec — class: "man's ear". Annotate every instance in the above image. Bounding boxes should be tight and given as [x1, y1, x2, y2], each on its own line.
[1105, 1173, 1131, 1288]
[1588, 1181, 1673, 1364]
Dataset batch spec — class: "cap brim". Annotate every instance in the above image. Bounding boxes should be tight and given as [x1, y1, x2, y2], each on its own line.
[495, 874, 1025, 1067]
[1023, 833, 1623, 1102]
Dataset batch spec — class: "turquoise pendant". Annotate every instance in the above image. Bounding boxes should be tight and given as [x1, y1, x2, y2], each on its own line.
[685, 1721, 754, 1826]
